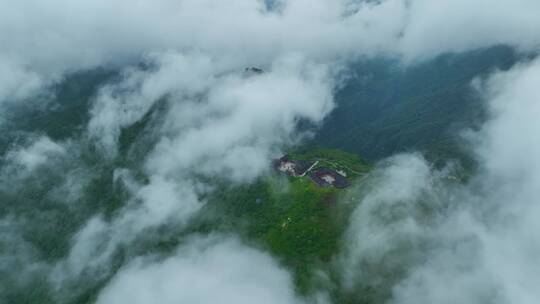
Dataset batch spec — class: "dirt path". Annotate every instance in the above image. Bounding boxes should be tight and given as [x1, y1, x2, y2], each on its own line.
[300, 160, 319, 177]
[315, 159, 365, 175]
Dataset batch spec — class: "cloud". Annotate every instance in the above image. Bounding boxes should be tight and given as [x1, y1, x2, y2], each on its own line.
[51, 172, 203, 284]
[340, 154, 433, 286]
[143, 54, 335, 182]
[2, 0, 540, 103]
[0, 136, 94, 202]
[88, 52, 216, 156]
[341, 57, 540, 304]
[0, 136, 72, 191]
[0, 60, 42, 102]
[4, 136, 66, 172]
[95, 235, 304, 304]
[51, 17, 337, 299]
[398, 0, 540, 62]
[53, 52, 335, 293]
[0, 217, 50, 295]
[3, 1, 540, 302]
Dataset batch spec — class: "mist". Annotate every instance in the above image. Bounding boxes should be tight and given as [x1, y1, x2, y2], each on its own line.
[1, 1, 540, 304]
[2, 0, 540, 103]
[95, 235, 306, 304]
[341, 58, 540, 304]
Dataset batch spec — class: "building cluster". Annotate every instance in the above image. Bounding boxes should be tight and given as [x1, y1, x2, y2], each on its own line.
[273, 155, 349, 189]
[309, 167, 349, 189]
[272, 155, 314, 177]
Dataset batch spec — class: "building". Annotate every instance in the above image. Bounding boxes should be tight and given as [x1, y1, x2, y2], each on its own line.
[244, 67, 264, 76]
[309, 167, 349, 188]
[272, 155, 314, 177]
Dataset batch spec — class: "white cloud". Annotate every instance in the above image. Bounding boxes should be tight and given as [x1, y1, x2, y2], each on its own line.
[3, 136, 66, 174]
[59, 52, 335, 285]
[3, 1, 540, 302]
[0, 60, 42, 102]
[341, 58, 540, 304]
[340, 154, 433, 288]
[48, 49, 338, 303]
[51, 172, 202, 283]
[0, 217, 50, 294]
[2, 0, 540, 103]
[88, 52, 216, 156]
[144, 54, 335, 182]
[399, 0, 540, 62]
[96, 236, 304, 304]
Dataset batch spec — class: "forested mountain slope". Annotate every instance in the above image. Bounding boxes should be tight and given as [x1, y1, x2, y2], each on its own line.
[315, 46, 519, 163]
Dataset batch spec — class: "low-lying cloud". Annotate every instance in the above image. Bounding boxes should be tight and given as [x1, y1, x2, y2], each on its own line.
[96, 235, 305, 304]
[48, 52, 335, 300]
[2, 0, 540, 103]
[341, 57, 540, 304]
[2, 1, 540, 303]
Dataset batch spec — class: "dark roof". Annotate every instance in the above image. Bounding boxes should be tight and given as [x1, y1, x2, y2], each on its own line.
[293, 159, 314, 175]
[244, 67, 264, 74]
[272, 155, 314, 176]
[309, 167, 349, 188]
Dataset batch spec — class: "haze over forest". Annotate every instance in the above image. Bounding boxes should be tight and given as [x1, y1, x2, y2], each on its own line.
[1, 1, 540, 304]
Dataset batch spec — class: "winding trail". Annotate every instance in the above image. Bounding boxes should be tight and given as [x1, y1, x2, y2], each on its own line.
[314, 158, 365, 175]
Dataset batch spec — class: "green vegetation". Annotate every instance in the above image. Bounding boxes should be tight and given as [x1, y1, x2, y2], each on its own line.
[315, 45, 518, 167]
[205, 148, 368, 294]
[0, 68, 117, 153]
[265, 178, 342, 289]
[0, 64, 382, 302]
[289, 146, 370, 177]
[208, 176, 341, 293]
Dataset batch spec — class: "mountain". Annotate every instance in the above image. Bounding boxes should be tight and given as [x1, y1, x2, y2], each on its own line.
[315, 46, 519, 166]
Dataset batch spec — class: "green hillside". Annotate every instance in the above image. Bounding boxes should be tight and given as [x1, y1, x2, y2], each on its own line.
[200, 148, 370, 295]
[0, 48, 521, 303]
[315, 46, 519, 166]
